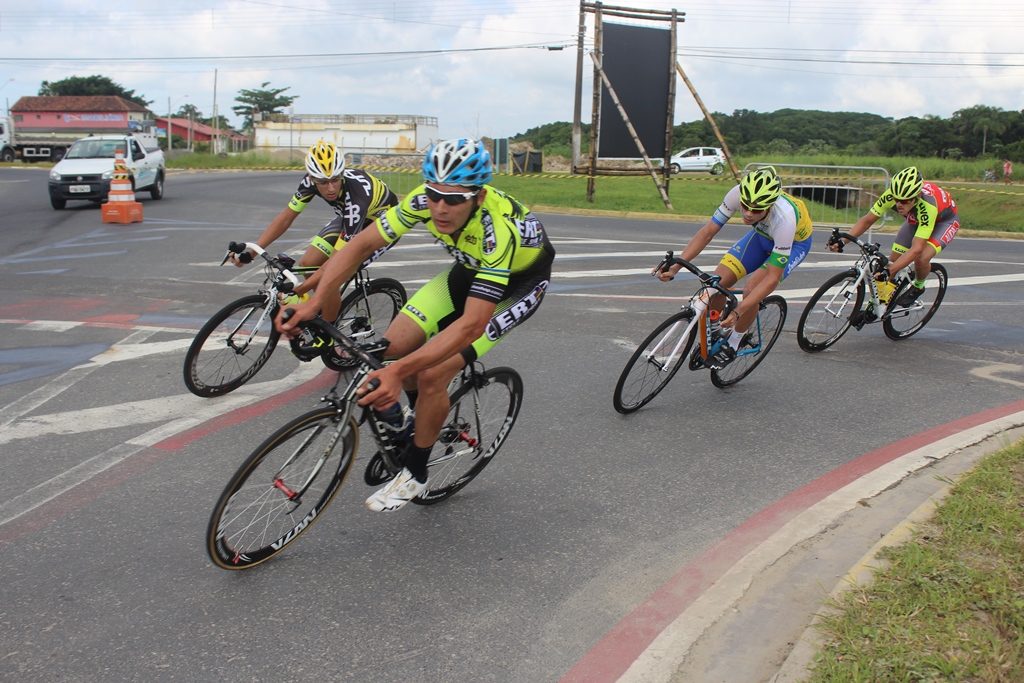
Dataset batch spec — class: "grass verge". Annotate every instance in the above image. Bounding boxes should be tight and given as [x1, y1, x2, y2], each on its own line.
[806, 438, 1024, 682]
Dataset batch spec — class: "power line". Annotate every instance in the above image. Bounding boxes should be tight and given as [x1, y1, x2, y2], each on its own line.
[0, 43, 572, 64]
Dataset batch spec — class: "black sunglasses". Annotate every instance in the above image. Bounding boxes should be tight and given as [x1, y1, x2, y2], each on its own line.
[424, 186, 479, 206]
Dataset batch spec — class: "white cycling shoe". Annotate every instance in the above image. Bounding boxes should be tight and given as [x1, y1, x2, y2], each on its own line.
[365, 468, 427, 512]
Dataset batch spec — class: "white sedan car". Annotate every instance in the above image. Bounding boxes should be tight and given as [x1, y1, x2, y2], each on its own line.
[669, 147, 726, 175]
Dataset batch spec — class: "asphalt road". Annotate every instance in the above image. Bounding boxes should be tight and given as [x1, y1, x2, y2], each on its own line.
[1, 166, 1022, 682]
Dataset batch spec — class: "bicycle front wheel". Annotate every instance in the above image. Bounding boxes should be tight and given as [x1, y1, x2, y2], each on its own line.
[712, 295, 787, 388]
[414, 367, 523, 505]
[206, 408, 358, 569]
[184, 294, 281, 397]
[612, 310, 695, 414]
[796, 270, 864, 353]
[324, 278, 408, 371]
[883, 263, 947, 340]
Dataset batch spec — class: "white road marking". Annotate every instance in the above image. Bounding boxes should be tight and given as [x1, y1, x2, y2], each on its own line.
[86, 338, 194, 365]
[970, 363, 1024, 389]
[19, 321, 83, 332]
[0, 329, 158, 431]
[552, 272, 1024, 301]
[0, 363, 323, 527]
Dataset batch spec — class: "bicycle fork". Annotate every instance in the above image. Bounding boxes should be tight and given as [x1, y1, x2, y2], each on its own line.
[647, 315, 699, 371]
[229, 294, 277, 353]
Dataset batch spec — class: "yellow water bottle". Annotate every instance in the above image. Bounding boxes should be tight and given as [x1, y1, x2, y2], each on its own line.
[876, 279, 896, 304]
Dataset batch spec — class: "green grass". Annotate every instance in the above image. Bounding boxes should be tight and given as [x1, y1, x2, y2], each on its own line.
[13, 149, 1020, 232]
[807, 438, 1024, 682]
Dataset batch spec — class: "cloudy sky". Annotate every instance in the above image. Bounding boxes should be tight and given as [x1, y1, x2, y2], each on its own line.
[2, 0, 1022, 141]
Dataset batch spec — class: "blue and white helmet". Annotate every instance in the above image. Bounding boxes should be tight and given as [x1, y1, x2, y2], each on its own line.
[422, 138, 493, 187]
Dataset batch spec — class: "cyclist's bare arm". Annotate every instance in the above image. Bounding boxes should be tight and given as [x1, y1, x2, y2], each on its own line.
[232, 206, 300, 266]
[277, 221, 387, 332]
[833, 211, 879, 251]
[654, 219, 720, 281]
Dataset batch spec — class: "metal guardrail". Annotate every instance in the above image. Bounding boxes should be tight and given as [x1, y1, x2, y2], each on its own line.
[744, 162, 891, 228]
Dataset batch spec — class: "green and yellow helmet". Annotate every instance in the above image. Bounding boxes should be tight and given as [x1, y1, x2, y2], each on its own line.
[305, 139, 345, 181]
[739, 166, 782, 211]
[888, 166, 923, 200]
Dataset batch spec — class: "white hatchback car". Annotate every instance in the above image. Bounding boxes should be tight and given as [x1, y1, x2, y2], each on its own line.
[669, 147, 726, 175]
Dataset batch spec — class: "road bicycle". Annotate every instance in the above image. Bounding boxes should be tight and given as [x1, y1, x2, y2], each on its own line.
[205, 315, 524, 569]
[612, 252, 787, 414]
[795, 229, 948, 352]
[183, 241, 407, 397]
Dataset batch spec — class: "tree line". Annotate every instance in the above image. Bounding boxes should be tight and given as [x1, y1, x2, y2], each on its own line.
[513, 105, 1024, 161]
[36, 75, 298, 141]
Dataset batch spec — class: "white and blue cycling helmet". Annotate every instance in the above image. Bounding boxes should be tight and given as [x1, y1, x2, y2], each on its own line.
[422, 138, 493, 187]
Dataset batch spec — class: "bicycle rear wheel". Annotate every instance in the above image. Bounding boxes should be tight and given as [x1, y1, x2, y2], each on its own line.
[414, 367, 523, 505]
[712, 295, 787, 388]
[323, 278, 407, 371]
[612, 310, 695, 414]
[206, 408, 358, 569]
[184, 294, 281, 397]
[883, 264, 947, 340]
[796, 270, 864, 352]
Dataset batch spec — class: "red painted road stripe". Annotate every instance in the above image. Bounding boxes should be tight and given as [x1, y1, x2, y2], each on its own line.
[561, 397, 1024, 682]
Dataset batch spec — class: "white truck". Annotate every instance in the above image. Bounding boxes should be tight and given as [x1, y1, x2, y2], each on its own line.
[46, 134, 165, 210]
[1, 115, 149, 163]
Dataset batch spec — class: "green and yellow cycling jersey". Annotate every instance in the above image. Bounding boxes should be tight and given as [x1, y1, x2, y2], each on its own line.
[376, 184, 554, 301]
[868, 181, 957, 237]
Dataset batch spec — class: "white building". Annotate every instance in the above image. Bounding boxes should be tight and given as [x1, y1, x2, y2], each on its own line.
[253, 114, 438, 155]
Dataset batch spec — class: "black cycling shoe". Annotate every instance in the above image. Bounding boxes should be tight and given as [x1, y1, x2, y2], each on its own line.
[894, 285, 925, 308]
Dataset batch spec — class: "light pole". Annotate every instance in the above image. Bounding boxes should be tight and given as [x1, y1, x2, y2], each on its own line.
[1, 78, 13, 116]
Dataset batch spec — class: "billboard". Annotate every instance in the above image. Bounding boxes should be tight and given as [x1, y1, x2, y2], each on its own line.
[597, 22, 672, 159]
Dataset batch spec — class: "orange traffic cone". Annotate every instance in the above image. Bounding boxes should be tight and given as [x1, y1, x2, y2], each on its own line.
[101, 150, 143, 224]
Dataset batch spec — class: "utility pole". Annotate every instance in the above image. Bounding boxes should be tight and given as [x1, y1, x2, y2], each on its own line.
[212, 68, 219, 155]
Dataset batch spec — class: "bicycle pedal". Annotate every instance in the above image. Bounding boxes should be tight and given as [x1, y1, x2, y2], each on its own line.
[364, 452, 400, 486]
[849, 310, 874, 331]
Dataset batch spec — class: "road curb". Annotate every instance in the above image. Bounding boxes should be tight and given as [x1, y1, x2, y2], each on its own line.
[770, 484, 950, 682]
[596, 406, 1024, 683]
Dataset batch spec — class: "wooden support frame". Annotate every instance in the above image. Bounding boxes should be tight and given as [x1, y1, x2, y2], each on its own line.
[573, 1, 682, 207]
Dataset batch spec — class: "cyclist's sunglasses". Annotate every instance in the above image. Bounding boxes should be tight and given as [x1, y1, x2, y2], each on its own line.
[740, 202, 769, 213]
[312, 176, 343, 186]
[424, 186, 479, 206]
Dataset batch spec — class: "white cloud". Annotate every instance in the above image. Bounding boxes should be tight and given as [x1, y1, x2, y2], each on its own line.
[2, 0, 1021, 141]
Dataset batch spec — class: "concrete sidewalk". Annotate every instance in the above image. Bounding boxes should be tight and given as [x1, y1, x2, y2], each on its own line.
[605, 414, 1024, 683]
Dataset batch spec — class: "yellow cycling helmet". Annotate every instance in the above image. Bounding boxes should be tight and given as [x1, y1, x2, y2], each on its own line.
[739, 166, 782, 211]
[889, 166, 923, 201]
[305, 139, 345, 181]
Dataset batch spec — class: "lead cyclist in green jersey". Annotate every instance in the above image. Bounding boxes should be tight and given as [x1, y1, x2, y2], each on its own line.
[280, 138, 555, 512]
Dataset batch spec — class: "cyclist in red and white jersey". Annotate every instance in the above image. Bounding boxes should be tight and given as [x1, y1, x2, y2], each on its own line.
[833, 166, 959, 307]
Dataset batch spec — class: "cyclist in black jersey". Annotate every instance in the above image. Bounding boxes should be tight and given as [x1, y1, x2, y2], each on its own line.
[231, 139, 398, 320]
[279, 138, 554, 512]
